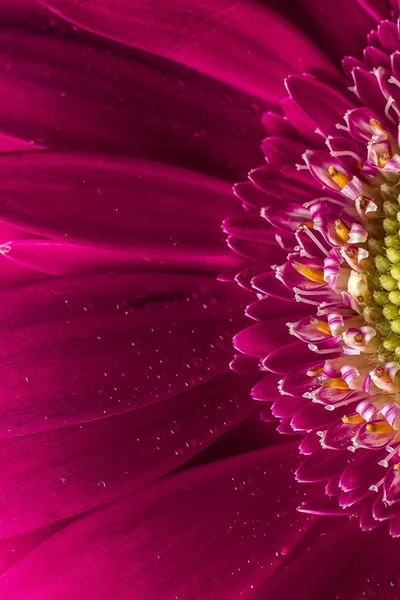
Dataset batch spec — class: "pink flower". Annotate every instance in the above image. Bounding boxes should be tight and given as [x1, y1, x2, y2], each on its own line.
[2, 1, 400, 599]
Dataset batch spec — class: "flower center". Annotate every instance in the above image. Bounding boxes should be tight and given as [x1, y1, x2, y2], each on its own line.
[230, 43, 400, 530]
[276, 117, 400, 464]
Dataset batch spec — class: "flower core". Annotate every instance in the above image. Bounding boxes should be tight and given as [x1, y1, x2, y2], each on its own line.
[274, 117, 400, 472]
[231, 42, 400, 533]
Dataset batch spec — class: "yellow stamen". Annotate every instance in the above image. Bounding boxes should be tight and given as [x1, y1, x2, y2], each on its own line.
[303, 221, 314, 229]
[342, 414, 365, 425]
[354, 333, 365, 344]
[328, 165, 352, 189]
[310, 318, 332, 336]
[355, 195, 376, 219]
[393, 462, 400, 472]
[378, 151, 391, 168]
[334, 219, 350, 243]
[374, 367, 392, 383]
[321, 377, 350, 390]
[370, 118, 384, 134]
[366, 421, 393, 434]
[344, 247, 358, 263]
[306, 367, 324, 377]
[292, 262, 325, 284]
[358, 196, 369, 213]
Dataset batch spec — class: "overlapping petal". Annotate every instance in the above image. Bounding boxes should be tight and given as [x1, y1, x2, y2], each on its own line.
[264, 0, 381, 64]
[0, 372, 259, 537]
[37, 0, 338, 102]
[0, 271, 251, 437]
[253, 521, 400, 600]
[0, 522, 73, 580]
[0, 442, 320, 599]
[0, 23, 265, 179]
[0, 151, 235, 258]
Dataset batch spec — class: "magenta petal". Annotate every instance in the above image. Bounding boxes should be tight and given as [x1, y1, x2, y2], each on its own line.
[0, 271, 249, 437]
[271, 0, 379, 65]
[251, 374, 281, 401]
[37, 0, 336, 103]
[0, 134, 34, 153]
[235, 264, 272, 293]
[383, 465, 400, 503]
[364, 45, 391, 69]
[373, 496, 400, 521]
[267, 1, 379, 67]
[286, 75, 357, 135]
[260, 405, 277, 423]
[261, 137, 307, 165]
[233, 181, 268, 210]
[252, 521, 400, 600]
[0, 220, 48, 289]
[322, 419, 361, 450]
[376, 67, 400, 118]
[355, 422, 394, 448]
[227, 236, 286, 264]
[250, 164, 321, 202]
[0, 520, 72, 577]
[234, 317, 293, 358]
[296, 450, 351, 483]
[391, 50, 400, 81]
[0, 252, 47, 291]
[0, 25, 264, 179]
[340, 487, 371, 513]
[261, 112, 302, 140]
[298, 495, 345, 516]
[389, 515, 400, 536]
[377, 20, 400, 52]
[0, 442, 317, 599]
[0, 151, 234, 257]
[0, 372, 258, 538]
[299, 430, 322, 455]
[281, 366, 320, 396]
[246, 298, 310, 323]
[264, 342, 320, 375]
[272, 394, 306, 418]
[304, 149, 345, 189]
[276, 416, 298, 434]
[230, 353, 261, 374]
[262, 200, 311, 232]
[1, 240, 140, 276]
[229, 354, 260, 375]
[347, 496, 378, 521]
[342, 55, 365, 78]
[291, 403, 339, 432]
[346, 106, 384, 141]
[367, 29, 382, 47]
[352, 67, 391, 125]
[223, 215, 276, 244]
[218, 260, 248, 283]
[281, 96, 326, 147]
[2, 240, 235, 278]
[0, 0, 52, 23]
[252, 271, 296, 300]
[356, 0, 392, 21]
[339, 449, 386, 492]
[325, 474, 341, 496]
